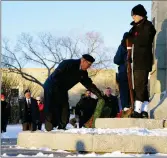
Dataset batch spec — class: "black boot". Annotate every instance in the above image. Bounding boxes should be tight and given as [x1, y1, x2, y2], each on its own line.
[141, 111, 148, 118]
[131, 111, 141, 118]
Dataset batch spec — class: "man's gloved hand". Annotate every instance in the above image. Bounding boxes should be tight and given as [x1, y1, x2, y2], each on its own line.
[89, 84, 104, 99]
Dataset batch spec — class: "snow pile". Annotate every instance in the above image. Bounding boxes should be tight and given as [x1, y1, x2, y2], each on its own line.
[2, 124, 167, 139]
[2, 152, 54, 157]
[51, 127, 167, 136]
[67, 151, 167, 157]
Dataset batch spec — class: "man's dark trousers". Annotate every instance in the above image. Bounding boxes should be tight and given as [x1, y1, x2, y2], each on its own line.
[133, 70, 149, 102]
[44, 82, 70, 130]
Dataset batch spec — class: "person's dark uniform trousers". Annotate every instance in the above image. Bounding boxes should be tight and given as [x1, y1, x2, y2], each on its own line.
[128, 4, 156, 118]
[43, 54, 103, 131]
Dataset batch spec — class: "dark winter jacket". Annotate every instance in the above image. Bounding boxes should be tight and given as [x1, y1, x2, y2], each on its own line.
[19, 97, 40, 124]
[101, 95, 119, 118]
[75, 96, 97, 127]
[44, 59, 102, 98]
[129, 17, 156, 71]
[1, 100, 11, 121]
[114, 45, 128, 82]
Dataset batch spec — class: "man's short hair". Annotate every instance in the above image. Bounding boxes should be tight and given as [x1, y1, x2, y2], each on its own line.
[24, 89, 31, 94]
[106, 87, 111, 89]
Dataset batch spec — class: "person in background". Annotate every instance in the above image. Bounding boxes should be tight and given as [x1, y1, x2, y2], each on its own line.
[36, 96, 44, 130]
[1, 94, 11, 133]
[19, 89, 40, 131]
[101, 87, 119, 118]
[75, 90, 98, 128]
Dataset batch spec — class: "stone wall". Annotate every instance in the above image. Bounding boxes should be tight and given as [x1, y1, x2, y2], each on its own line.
[150, 1, 167, 96]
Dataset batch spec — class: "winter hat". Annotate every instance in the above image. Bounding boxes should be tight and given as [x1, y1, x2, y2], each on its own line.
[82, 54, 95, 63]
[131, 4, 147, 17]
[24, 89, 31, 94]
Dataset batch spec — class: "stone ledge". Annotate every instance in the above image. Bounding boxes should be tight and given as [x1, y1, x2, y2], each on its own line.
[95, 118, 165, 129]
[93, 134, 167, 153]
[17, 131, 167, 153]
[148, 92, 167, 119]
[17, 131, 93, 152]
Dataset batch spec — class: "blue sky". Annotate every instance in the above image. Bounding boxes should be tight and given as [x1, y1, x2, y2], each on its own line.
[2, 1, 152, 50]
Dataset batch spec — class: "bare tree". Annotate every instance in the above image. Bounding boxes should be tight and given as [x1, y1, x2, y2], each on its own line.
[2, 31, 114, 88]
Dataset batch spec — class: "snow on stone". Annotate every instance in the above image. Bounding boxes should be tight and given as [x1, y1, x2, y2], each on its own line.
[67, 151, 167, 157]
[50, 127, 167, 136]
[2, 152, 54, 157]
[2, 124, 167, 139]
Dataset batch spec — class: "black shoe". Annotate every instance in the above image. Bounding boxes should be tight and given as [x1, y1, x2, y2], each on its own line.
[131, 111, 141, 118]
[45, 119, 53, 131]
[58, 122, 67, 130]
[141, 111, 148, 118]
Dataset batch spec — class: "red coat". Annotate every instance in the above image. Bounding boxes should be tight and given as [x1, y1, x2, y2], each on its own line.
[38, 103, 44, 123]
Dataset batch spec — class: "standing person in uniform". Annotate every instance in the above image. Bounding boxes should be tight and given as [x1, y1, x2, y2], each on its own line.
[114, 32, 130, 113]
[43, 54, 103, 131]
[128, 4, 156, 118]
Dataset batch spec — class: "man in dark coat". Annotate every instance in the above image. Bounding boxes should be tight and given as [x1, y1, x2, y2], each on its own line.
[114, 32, 130, 111]
[128, 4, 156, 118]
[1, 94, 11, 133]
[43, 54, 103, 131]
[101, 87, 119, 118]
[75, 90, 97, 128]
[19, 89, 40, 131]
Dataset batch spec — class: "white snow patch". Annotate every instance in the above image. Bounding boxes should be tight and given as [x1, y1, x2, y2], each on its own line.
[2, 152, 54, 157]
[1, 124, 45, 138]
[50, 127, 167, 136]
[39, 147, 52, 151]
[67, 151, 167, 157]
[55, 150, 71, 153]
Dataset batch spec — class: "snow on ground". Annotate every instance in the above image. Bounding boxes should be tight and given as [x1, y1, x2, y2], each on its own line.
[2, 152, 54, 157]
[66, 151, 167, 157]
[2, 151, 167, 157]
[52, 127, 167, 136]
[2, 124, 167, 138]
[1, 124, 23, 138]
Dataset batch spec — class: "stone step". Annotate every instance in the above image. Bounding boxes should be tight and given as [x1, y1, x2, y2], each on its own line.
[95, 118, 167, 129]
[17, 129, 167, 153]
